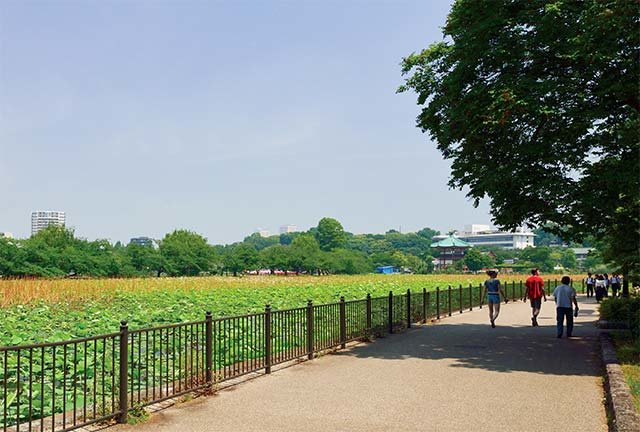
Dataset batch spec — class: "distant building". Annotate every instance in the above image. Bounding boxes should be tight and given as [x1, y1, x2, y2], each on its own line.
[31, 211, 66, 236]
[571, 248, 593, 264]
[256, 230, 271, 238]
[129, 237, 155, 247]
[375, 266, 397, 274]
[0, 232, 13, 239]
[431, 236, 472, 269]
[433, 224, 535, 249]
[279, 224, 298, 234]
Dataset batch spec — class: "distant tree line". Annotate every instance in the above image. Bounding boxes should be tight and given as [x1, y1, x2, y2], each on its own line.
[0, 218, 602, 278]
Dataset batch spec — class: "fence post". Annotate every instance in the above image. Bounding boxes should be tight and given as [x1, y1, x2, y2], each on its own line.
[205, 311, 213, 386]
[265, 305, 272, 374]
[366, 294, 372, 334]
[519, 280, 523, 299]
[306, 300, 314, 360]
[406, 289, 411, 328]
[388, 291, 393, 334]
[422, 288, 427, 323]
[436, 287, 440, 319]
[339, 296, 346, 348]
[511, 281, 516, 301]
[458, 284, 463, 314]
[469, 284, 473, 311]
[581, 278, 585, 294]
[479, 283, 483, 309]
[448, 285, 452, 317]
[118, 320, 128, 424]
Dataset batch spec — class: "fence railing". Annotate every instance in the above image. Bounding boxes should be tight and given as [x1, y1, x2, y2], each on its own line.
[1, 279, 568, 431]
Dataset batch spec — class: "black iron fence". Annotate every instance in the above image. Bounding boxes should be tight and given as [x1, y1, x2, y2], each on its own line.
[1, 279, 569, 431]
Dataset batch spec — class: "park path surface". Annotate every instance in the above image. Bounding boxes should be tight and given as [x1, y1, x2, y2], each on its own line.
[113, 295, 606, 432]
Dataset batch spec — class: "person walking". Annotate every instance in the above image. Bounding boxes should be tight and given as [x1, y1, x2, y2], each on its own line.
[585, 272, 595, 298]
[603, 273, 610, 297]
[553, 275, 579, 338]
[595, 274, 607, 302]
[611, 273, 621, 297]
[524, 268, 546, 326]
[482, 270, 507, 328]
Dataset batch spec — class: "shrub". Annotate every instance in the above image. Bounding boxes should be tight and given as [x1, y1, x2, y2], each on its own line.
[600, 295, 640, 338]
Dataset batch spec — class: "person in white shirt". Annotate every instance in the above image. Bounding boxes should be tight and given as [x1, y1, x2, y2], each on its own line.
[585, 272, 595, 298]
[610, 274, 622, 297]
[595, 274, 607, 302]
[553, 275, 579, 338]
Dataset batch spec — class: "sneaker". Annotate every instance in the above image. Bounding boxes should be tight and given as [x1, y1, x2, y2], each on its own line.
[491, 320, 495, 328]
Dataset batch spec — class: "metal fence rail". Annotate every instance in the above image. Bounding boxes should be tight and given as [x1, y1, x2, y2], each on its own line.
[1, 332, 121, 432]
[2, 279, 567, 431]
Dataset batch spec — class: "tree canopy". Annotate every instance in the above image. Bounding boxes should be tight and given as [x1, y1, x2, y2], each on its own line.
[399, 0, 639, 278]
[315, 217, 347, 251]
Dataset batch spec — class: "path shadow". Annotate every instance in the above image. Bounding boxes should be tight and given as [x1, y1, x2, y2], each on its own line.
[335, 320, 601, 377]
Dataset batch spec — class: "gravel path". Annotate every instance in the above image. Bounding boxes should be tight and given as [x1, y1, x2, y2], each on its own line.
[113, 295, 606, 432]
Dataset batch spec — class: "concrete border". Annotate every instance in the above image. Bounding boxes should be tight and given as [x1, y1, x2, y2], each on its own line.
[600, 332, 640, 432]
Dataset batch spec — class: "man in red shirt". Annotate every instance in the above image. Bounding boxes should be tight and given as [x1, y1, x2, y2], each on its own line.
[523, 268, 547, 326]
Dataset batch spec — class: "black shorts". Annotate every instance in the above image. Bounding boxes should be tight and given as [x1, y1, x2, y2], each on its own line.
[530, 298, 542, 309]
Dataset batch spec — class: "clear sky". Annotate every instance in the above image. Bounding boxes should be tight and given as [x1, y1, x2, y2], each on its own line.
[0, 0, 492, 244]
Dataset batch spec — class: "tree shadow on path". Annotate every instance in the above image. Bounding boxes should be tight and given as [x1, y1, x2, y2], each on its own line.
[337, 319, 602, 377]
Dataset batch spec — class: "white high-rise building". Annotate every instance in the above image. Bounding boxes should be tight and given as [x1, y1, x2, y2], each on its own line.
[31, 211, 66, 236]
[433, 224, 535, 249]
[279, 224, 297, 234]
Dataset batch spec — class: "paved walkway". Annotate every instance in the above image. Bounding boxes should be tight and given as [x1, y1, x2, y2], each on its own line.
[114, 295, 607, 432]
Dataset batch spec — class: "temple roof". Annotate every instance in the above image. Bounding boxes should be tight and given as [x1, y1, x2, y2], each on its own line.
[430, 236, 472, 248]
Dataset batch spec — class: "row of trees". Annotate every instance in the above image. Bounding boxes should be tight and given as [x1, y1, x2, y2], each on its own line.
[0, 218, 435, 277]
[0, 217, 603, 278]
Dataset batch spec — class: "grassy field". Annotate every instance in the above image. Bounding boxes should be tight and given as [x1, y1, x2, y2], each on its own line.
[0, 274, 541, 346]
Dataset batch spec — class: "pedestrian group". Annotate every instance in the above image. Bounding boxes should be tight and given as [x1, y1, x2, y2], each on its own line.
[482, 268, 589, 339]
[585, 272, 622, 301]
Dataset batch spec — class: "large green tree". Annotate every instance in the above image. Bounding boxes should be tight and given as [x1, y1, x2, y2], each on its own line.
[289, 233, 321, 274]
[259, 245, 292, 274]
[223, 243, 259, 276]
[399, 0, 639, 283]
[463, 248, 495, 272]
[127, 243, 164, 276]
[159, 230, 215, 276]
[315, 217, 347, 251]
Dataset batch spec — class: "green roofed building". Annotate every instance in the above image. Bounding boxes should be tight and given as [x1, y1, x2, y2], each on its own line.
[430, 236, 472, 269]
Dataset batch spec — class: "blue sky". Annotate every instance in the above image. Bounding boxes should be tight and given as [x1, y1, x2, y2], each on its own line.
[0, 0, 492, 244]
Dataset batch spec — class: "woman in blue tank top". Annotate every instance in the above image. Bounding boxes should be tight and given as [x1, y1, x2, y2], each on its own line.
[482, 270, 507, 328]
